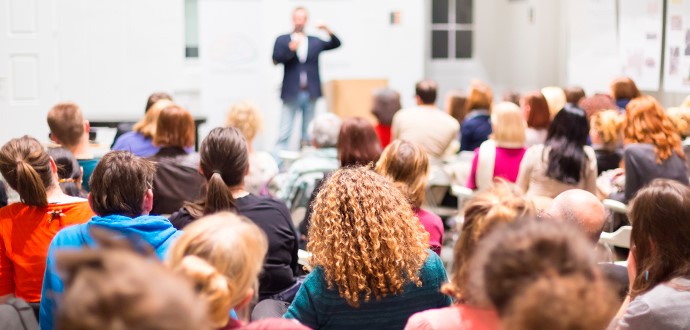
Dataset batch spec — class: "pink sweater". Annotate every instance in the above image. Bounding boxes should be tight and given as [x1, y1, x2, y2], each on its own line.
[416, 208, 444, 256]
[466, 147, 527, 190]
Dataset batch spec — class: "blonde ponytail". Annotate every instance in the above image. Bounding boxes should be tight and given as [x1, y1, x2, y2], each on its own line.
[176, 256, 234, 327]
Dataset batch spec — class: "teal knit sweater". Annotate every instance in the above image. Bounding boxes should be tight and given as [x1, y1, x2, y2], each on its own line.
[284, 250, 452, 329]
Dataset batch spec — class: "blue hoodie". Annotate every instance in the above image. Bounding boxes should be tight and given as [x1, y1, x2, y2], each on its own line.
[39, 214, 182, 330]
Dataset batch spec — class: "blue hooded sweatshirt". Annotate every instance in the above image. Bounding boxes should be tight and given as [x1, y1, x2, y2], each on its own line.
[39, 214, 182, 330]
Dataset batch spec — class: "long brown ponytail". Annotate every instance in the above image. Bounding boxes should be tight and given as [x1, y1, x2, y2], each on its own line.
[0, 136, 53, 207]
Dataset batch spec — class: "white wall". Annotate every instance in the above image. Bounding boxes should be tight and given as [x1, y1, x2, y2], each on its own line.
[199, 0, 426, 151]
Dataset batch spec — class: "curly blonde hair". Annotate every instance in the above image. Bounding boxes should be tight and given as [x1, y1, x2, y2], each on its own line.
[226, 101, 263, 142]
[590, 109, 623, 148]
[667, 107, 690, 139]
[308, 167, 429, 307]
[442, 180, 535, 302]
[375, 140, 429, 208]
[623, 96, 685, 162]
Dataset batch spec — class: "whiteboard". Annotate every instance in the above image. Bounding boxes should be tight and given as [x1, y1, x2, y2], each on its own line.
[663, 0, 690, 92]
[618, 0, 664, 91]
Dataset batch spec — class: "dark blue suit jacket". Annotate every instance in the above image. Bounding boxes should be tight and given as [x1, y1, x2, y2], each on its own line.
[272, 33, 341, 102]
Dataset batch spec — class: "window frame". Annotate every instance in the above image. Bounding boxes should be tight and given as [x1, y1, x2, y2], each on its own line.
[430, 0, 474, 60]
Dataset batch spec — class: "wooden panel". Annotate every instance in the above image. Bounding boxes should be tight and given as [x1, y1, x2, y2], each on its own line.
[323, 79, 388, 124]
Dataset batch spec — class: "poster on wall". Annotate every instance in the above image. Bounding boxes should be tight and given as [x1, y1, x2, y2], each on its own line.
[566, 0, 619, 93]
[618, 0, 664, 91]
[663, 0, 690, 92]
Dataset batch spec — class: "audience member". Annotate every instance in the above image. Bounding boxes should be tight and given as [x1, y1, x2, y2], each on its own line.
[682, 95, 690, 108]
[284, 167, 451, 329]
[502, 90, 520, 105]
[46, 102, 99, 191]
[520, 91, 551, 147]
[226, 101, 278, 195]
[472, 220, 616, 330]
[55, 229, 209, 330]
[466, 102, 527, 190]
[0, 137, 92, 309]
[391, 80, 459, 160]
[337, 117, 382, 167]
[111, 99, 175, 157]
[517, 105, 597, 198]
[611, 180, 690, 329]
[47, 147, 87, 198]
[564, 86, 585, 106]
[460, 80, 493, 152]
[445, 90, 467, 124]
[39, 151, 182, 330]
[111, 92, 173, 147]
[168, 127, 299, 302]
[149, 104, 205, 215]
[610, 77, 641, 110]
[371, 88, 401, 148]
[667, 106, 690, 175]
[590, 109, 623, 174]
[540, 86, 567, 118]
[168, 213, 308, 329]
[578, 93, 618, 119]
[375, 140, 444, 255]
[405, 181, 534, 330]
[618, 96, 688, 202]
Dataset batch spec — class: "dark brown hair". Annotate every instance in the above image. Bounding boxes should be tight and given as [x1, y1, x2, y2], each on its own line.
[470, 220, 602, 314]
[89, 151, 156, 217]
[47, 147, 85, 198]
[47, 102, 85, 147]
[443, 181, 535, 302]
[446, 92, 467, 123]
[185, 127, 248, 218]
[145, 92, 173, 113]
[56, 228, 210, 330]
[415, 80, 438, 105]
[153, 105, 195, 148]
[0, 136, 54, 207]
[610, 77, 641, 100]
[465, 80, 493, 112]
[337, 117, 381, 167]
[521, 92, 551, 129]
[564, 86, 585, 105]
[628, 179, 690, 298]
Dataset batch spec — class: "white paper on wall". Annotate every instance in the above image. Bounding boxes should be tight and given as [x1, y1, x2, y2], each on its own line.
[618, 0, 664, 91]
[663, 0, 690, 92]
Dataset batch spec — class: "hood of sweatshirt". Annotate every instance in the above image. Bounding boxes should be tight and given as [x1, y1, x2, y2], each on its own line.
[83, 214, 182, 258]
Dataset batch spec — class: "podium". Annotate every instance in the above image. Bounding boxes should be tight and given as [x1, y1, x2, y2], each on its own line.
[323, 79, 388, 123]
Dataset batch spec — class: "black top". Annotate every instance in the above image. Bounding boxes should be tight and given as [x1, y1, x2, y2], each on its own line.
[149, 147, 206, 215]
[168, 194, 298, 299]
[594, 148, 622, 175]
[624, 143, 689, 202]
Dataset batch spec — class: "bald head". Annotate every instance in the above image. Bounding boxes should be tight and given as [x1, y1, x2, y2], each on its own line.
[548, 189, 605, 243]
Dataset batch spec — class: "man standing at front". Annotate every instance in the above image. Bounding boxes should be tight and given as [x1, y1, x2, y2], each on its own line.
[273, 7, 341, 153]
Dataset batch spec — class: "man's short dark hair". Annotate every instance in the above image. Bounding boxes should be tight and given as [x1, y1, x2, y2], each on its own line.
[415, 80, 438, 105]
[89, 151, 155, 217]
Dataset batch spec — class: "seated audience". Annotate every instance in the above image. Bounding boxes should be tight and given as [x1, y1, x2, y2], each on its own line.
[517, 105, 597, 198]
[111, 99, 174, 157]
[0, 137, 92, 308]
[520, 91, 551, 147]
[168, 127, 298, 302]
[590, 109, 623, 174]
[445, 90, 467, 125]
[278, 113, 341, 204]
[547, 189, 629, 300]
[610, 76, 641, 110]
[46, 102, 99, 191]
[564, 86, 586, 106]
[460, 81, 493, 152]
[540, 86, 567, 118]
[502, 90, 520, 105]
[405, 181, 534, 330]
[284, 167, 451, 329]
[667, 106, 690, 175]
[226, 101, 278, 195]
[391, 80, 459, 160]
[618, 96, 688, 202]
[39, 151, 182, 330]
[111, 92, 173, 147]
[167, 212, 308, 330]
[375, 140, 444, 255]
[47, 147, 87, 198]
[472, 220, 616, 330]
[372, 88, 402, 148]
[578, 93, 618, 119]
[55, 229, 209, 330]
[466, 102, 527, 190]
[149, 104, 205, 215]
[611, 179, 690, 329]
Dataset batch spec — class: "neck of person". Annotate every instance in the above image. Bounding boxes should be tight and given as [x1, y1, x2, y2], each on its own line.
[69, 134, 94, 159]
[229, 184, 249, 199]
[46, 183, 77, 204]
